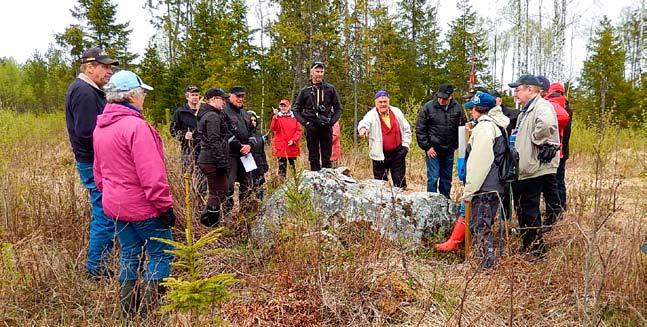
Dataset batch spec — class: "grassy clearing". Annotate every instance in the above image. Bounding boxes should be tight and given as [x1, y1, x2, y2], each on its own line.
[0, 110, 645, 326]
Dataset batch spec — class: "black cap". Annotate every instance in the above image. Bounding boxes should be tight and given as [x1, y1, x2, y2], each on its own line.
[536, 75, 551, 91]
[508, 74, 542, 88]
[185, 85, 200, 93]
[436, 84, 454, 99]
[488, 89, 502, 98]
[229, 86, 245, 95]
[205, 88, 229, 100]
[80, 48, 119, 65]
[310, 61, 325, 69]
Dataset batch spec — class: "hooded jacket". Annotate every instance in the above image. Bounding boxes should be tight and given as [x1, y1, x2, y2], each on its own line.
[270, 111, 302, 158]
[196, 103, 230, 169]
[463, 106, 510, 200]
[357, 106, 412, 161]
[415, 96, 467, 156]
[546, 83, 572, 159]
[292, 80, 343, 127]
[170, 103, 200, 150]
[93, 103, 173, 222]
[515, 94, 560, 180]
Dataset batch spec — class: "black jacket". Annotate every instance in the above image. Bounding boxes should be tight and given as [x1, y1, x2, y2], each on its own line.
[415, 96, 468, 156]
[250, 129, 269, 181]
[292, 80, 342, 127]
[223, 102, 256, 157]
[170, 103, 199, 150]
[65, 78, 106, 163]
[500, 104, 519, 135]
[196, 104, 229, 169]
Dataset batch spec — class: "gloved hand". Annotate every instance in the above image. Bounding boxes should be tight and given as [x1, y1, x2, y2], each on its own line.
[538, 143, 559, 163]
[159, 208, 176, 228]
[457, 157, 466, 183]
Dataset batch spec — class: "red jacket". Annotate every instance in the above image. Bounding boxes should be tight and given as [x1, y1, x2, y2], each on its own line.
[544, 91, 570, 158]
[270, 112, 302, 158]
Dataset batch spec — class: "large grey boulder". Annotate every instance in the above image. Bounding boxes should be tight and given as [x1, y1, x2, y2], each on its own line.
[251, 167, 458, 246]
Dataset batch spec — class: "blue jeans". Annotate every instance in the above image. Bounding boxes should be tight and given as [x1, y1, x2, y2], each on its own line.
[115, 218, 174, 282]
[425, 153, 454, 197]
[76, 161, 116, 276]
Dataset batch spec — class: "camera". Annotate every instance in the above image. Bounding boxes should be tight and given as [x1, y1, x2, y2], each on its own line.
[317, 105, 331, 126]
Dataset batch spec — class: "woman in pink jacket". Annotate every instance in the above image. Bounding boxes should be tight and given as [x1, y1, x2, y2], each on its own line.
[93, 70, 174, 321]
[270, 99, 302, 177]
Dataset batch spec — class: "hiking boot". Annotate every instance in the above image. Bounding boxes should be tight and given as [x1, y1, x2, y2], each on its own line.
[435, 216, 466, 252]
[119, 280, 138, 323]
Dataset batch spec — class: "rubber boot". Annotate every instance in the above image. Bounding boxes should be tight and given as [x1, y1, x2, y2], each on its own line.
[199, 206, 220, 227]
[140, 280, 162, 321]
[119, 280, 138, 323]
[435, 216, 466, 252]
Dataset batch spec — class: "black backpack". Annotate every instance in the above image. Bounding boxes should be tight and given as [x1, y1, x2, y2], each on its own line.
[496, 126, 519, 183]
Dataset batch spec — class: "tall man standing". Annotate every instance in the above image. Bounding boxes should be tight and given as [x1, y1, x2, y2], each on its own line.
[508, 75, 560, 256]
[416, 84, 467, 197]
[170, 85, 207, 194]
[358, 90, 411, 189]
[65, 48, 118, 278]
[293, 61, 343, 171]
[223, 86, 256, 213]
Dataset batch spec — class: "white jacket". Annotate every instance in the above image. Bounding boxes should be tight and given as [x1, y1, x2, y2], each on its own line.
[357, 106, 412, 161]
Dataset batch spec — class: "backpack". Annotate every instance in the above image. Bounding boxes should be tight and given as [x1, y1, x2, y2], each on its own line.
[496, 125, 519, 183]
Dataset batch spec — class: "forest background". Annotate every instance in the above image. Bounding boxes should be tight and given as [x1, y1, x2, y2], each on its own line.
[0, 0, 645, 136]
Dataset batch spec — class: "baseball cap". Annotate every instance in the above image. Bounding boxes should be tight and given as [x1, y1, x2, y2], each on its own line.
[437, 84, 454, 99]
[508, 74, 542, 88]
[185, 85, 200, 93]
[229, 86, 245, 95]
[81, 48, 119, 65]
[310, 61, 326, 69]
[464, 91, 496, 110]
[107, 70, 153, 92]
[536, 75, 551, 91]
[205, 88, 229, 100]
[374, 90, 389, 99]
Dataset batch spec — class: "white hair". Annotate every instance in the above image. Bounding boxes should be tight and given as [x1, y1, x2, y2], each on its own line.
[105, 86, 146, 103]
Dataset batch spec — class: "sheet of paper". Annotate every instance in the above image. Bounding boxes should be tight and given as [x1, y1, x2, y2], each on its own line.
[240, 154, 257, 172]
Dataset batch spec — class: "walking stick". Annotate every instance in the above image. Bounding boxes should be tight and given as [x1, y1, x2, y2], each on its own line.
[184, 171, 193, 246]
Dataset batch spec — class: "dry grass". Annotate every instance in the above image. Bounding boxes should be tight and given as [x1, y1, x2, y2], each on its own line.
[0, 111, 645, 326]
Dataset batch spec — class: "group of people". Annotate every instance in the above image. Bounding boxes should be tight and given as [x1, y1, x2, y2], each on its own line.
[65, 45, 572, 321]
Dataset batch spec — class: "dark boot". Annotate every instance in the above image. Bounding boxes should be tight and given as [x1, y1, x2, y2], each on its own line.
[199, 206, 220, 227]
[140, 280, 162, 321]
[119, 280, 138, 323]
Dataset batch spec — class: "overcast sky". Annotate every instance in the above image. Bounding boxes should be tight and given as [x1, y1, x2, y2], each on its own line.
[0, 0, 639, 82]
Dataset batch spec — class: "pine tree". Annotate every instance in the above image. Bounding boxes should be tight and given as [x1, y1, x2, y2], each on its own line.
[580, 17, 635, 124]
[138, 43, 172, 125]
[57, 0, 137, 66]
[443, 0, 488, 96]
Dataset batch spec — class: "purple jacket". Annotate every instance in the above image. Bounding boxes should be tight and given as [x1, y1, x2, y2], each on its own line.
[93, 103, 173, 222]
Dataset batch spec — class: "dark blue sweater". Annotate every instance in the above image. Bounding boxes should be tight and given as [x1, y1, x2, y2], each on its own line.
[65, 78, 106, 163]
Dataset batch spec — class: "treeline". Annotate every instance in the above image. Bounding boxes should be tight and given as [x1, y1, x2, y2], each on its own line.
[0, 0, 645, 130]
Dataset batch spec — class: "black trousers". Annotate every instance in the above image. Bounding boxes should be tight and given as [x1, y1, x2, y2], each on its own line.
[198, 164, 228, 209]
[541, 173, 562, 228]
[278, 157, 296, 177]
[305, 123, 333, 171]
[512, 174, 557, 253]
[224, 156, 252, 212]
[556, 158, 568, 210]
[372, 145, 407, 189]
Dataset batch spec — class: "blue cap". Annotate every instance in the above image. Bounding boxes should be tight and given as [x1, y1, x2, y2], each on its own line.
[536, 75, 550, 91]
[107, 70, 153, 92]
[374, 90, 389, 99]
[508, 74, 542, 88]
[464, 91, 496, 110]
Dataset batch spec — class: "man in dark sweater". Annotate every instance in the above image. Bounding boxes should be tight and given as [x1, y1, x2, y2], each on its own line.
[170, 85, 207, 195]
[64, 48, 118, 278]
[292, 61, 343, 171]
[223, 86, 257, 214]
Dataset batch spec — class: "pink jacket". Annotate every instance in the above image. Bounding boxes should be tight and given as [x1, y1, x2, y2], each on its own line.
[93, 103, 173, 222]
